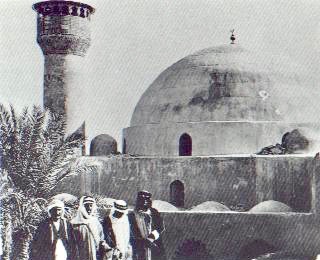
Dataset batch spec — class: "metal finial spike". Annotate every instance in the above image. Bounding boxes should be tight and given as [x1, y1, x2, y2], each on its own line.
[230, 29, 236, 44]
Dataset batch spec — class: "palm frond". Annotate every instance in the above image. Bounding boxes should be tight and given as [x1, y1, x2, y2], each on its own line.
[1, 103, 88, 237]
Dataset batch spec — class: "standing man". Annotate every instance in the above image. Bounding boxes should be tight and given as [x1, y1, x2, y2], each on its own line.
[30, 199, 76, 260]
[129, 191, 166, 260]
[101, 200, 132, 260]
[71, 195, 105, 260]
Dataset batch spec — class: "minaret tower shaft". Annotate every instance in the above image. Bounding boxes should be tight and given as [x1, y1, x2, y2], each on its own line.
[33, 1, 95, 146]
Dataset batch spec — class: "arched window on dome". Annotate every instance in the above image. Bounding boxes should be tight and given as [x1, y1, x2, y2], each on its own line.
[179, 133, 192, 156]
[170, 180, 185, 207]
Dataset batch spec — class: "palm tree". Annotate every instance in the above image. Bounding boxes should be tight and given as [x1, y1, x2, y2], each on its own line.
[2, 187, 47, 260]
[1, 170, 13, 260]
[0, 104, 86, 260]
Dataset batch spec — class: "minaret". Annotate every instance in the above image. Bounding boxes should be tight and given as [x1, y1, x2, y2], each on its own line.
[33, 0, 95, 152]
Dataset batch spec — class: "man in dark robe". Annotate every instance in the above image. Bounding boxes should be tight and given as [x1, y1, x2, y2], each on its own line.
[30, 199, 76, 260]
[128, 191, 166, 260]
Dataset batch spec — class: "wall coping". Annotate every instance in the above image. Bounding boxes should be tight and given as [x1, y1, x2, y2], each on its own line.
[84, 154, 316, 159]
[158, 211, 313, 216]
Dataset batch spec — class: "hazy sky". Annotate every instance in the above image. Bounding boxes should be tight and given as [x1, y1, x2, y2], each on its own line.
[1, 0, 320, 151]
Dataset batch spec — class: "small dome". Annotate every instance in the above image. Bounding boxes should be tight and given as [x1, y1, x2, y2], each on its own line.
[95, 196, 117, 217]
[90, 134, 118, 156]
[189, 201, 230, 212]
[249, 200, 292, 213]
[152, 200, 178, 211]
[51, 193, 77, 205]
[95, 196, 116, 207]
[51, 193, 78, 219]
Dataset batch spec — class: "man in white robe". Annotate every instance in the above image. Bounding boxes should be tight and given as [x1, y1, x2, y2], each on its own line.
[101, 200, 132, 260]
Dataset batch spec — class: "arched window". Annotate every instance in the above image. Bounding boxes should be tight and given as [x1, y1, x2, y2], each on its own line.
[80, 7, 85, 18]
[71, 6, 78, 16]
[170, 180, 185, 207]
[179, 133, 192, 156]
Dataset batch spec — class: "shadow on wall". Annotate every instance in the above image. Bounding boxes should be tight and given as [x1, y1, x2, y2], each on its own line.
[249, 252, 315, 260]
[238, 240, 277, 260]
[173, 238, 212, 260]
[159, 224, 314, 260]
[172, 238, 279, 260]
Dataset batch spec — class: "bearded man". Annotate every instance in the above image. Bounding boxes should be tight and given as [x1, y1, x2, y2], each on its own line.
[129, 191, 166, 260]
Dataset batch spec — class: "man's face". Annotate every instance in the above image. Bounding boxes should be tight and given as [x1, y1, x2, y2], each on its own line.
[138, 195, 152, 211]
[84, 202, 93, 215]
[113, 210, 124, 219]
[49, 207, 63, 221]
[143, 196, 152, 209]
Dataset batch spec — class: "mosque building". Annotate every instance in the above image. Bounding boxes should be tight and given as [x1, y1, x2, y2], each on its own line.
[33, 1, 320, 259]
[123, 43, 312, 157]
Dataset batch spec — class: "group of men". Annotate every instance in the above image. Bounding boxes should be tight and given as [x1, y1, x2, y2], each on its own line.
[30, 191, 166, 260]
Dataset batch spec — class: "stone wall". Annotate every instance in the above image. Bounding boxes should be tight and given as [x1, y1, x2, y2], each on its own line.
[161, 212, 320, 259]
[123, 122, 315, 156]
[54, 155, 320, 259]
[57, 155, 314, 212]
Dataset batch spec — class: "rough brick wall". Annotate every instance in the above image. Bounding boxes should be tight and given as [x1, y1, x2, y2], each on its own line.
[54, 155, 320, 259]
[37, 14, 91, 56]
[57, 155, 314, 212]
[161, 212, 319, 259]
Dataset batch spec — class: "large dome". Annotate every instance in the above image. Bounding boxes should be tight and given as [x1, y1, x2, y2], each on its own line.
[130, 45, 304, 126]
[124, 45, 311, 156]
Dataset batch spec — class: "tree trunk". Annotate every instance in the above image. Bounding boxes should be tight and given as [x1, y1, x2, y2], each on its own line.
[1, 208, 12, 260]
[12, 230, 31, 260]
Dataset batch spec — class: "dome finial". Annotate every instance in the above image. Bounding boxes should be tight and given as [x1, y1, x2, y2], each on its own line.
[230, 29, 236, 44]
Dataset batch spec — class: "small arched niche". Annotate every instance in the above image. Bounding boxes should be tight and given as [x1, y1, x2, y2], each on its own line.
[170, 180, 185, 208]
[179, 133, 192, 156]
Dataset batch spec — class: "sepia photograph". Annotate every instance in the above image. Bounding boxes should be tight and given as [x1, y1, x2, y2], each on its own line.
[1, 0, 320, 259]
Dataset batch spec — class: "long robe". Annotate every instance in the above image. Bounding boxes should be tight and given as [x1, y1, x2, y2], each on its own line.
[71, 199, 104, 260]
[30, 218, 76, 260]
[128, 208, 166, 260]
[102, 214, 132, 260]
